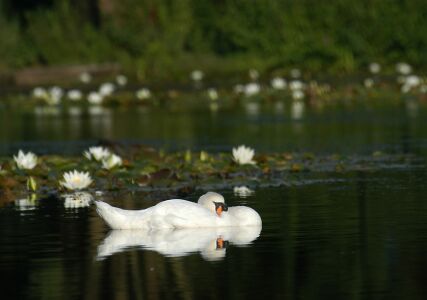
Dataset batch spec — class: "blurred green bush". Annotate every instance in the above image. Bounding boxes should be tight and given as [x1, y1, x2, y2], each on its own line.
[0, 0, 426, 77]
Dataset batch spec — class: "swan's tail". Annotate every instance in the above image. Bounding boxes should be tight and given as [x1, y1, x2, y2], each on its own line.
[95, 201, 148, 230]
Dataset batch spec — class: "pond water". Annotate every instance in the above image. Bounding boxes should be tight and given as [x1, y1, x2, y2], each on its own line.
[1, 101, 427, 156]
[1, 101, 427, 299]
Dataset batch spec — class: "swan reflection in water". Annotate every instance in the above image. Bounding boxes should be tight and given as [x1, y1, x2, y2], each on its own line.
[97, 226, 261, 261]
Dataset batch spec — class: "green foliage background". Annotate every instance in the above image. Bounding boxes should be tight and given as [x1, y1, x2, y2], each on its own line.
[0, 0, 426, 76]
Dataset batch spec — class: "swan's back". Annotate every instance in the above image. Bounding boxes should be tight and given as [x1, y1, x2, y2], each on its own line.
[95, 199, 218, 229]
[226, 206, 262, 226]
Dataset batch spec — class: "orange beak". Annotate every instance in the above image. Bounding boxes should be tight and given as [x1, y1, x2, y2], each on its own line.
[216, 205, 223, 216]
[216, 238, 224, 249]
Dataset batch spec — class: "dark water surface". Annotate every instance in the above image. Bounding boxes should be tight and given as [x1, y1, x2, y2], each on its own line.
[1, 102, 427, 299]
[1, 102, 427, 155]
[1, 169, 427, 299]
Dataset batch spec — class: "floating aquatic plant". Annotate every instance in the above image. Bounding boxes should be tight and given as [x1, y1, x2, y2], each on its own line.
[14, 150, 38, 170]
[60, 170, 93, 191]
[102, 154, 123, 170]
[84, 147, 111, 161]
[232, 145, 256, 165]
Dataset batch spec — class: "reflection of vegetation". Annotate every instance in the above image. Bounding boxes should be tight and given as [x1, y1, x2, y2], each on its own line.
[1, 0, 427, 77]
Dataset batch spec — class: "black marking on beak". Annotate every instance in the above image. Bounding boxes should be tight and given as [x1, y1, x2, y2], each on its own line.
[214, 202, 228, 212]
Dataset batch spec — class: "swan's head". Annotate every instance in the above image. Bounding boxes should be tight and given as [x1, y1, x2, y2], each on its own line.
[198, 192, 228, 216]
[201, 237, 229, 261]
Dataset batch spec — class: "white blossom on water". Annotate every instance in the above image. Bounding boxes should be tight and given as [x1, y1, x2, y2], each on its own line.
[67, 89, 83, 101]
[88, 92, 103, 105]
[232, 145, 256, 165]
[14, 150, 37, 170]
[99, 83, 115, 96]
[271, 77, 287, 90]
[60, 170, 93, 191]
[191, 70, 204, 81]
[32, 87, 47, 99]
[207, 88, 218, 100]
[396, 62, 412, 75]
[84, 146, 111, 161]
[116, 75, 128, 86]
[102, 154, 123, 170]
[369, 62, 381, 74]
[401, 75, 421, 93]
[79, 72, 92, 83]
[244, 83, 260, 97]
[136, 88, 151, 100]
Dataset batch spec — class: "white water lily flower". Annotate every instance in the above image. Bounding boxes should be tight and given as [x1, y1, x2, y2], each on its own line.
[49, 86, 64, 100]
[102, 154, 123, 170]
[207, 88, 218, 100]
[63, 192, 93, 209]
[244, 83, 260, 97]
[84, 146, 111, 161]
[32, 87, 47, 99]
[232, 145, 256, 165]
[136, 88, 151, 100]
[14, 150, 37, 170]
[79, 72, 92, 83]
[116, 75, 128, 86]
[271, 77, 287, 90]
[39, 86, 62, 105]
[396, 62, 412, 75]
[67, 89, 83, 101]
[60, 170, 93, 191]
[191, 70, 204, 81]
[99, 82, 115, 96]
[369, 62, 381, 74]
[233, 186, 255, 198]
[405, 75, 421, 87]
[87, 92, 103, 105]
[400, 75, 421, 93]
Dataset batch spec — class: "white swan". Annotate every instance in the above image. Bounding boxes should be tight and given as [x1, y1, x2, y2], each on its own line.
[95, 191, 262, 229]
[96, 226, 262, 261]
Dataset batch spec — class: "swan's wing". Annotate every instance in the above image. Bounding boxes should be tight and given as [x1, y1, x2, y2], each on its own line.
[152, 200, 217, 228]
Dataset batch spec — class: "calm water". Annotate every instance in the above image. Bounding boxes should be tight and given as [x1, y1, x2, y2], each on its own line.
[1, 170, 427, 299]
[1, 102, 427, 155]
[1, 101, 427, 299]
